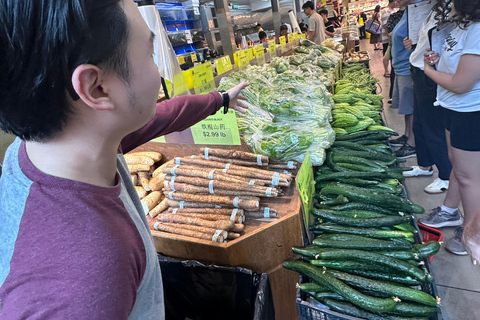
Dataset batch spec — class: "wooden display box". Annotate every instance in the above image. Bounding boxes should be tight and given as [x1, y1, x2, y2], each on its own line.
[131, 141, 306, 273]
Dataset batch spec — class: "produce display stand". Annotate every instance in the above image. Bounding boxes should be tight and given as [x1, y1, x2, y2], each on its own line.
[131, 141, 307, 320]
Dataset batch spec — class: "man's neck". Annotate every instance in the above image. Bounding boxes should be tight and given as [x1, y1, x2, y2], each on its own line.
[25, 132, 121, 188]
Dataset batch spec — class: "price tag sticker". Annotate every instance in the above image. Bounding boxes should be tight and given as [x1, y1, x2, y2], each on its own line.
[237, 49, 249, 70]
[254, 44, 265, 65]
[178, 56, 185, 64]
[182, 69, 194, 90]
[191, 63, 215, 94]
[190, 109, 241, 145]
[279, 36, 286, 53]
[191, 53, 198, 62]
[214, 56, 233, 75]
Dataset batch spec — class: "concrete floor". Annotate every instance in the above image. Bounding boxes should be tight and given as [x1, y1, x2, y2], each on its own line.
[362, 40, 480, 320]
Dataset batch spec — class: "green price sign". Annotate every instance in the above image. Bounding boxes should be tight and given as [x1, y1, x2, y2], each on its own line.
[190, 109, 241, 145]
[254, 44, 265, 65]
[215, 56, 233, 75]
[192, 63, 215, 95]
[295, 152, 315, 226]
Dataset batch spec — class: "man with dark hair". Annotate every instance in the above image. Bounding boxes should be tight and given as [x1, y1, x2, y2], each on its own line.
[302, 1, 326, 44]
[319, 9, 335, 38]
[0, 0, 247, 318]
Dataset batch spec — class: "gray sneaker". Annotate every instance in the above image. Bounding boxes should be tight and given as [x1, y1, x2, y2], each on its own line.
[445, 227, 468, 256]
[418, 207, 463, 228]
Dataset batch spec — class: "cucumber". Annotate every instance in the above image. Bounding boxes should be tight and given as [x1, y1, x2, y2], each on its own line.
[320, 298, 429, 320]
[309, 224, 415, 243]
[376, 250, 419, 260]
[344, 269, 423, 286]
[336, 162, 386, 172]
[394, 224, 418, 234]
[313, 249, 427, 281]
[314, 171, 404, 182]
[334, 131, 381, 141]
[331, 154, 385, 169]
[331, 150, 396, 163]
[368, 125, 397, 133]
[313, 234, 412, 251]
[414, 241, 441, 259]
[340, 178, 381, 187]
[313, 209, 386, 219]
[326, 151, 350, 172]
[314, 292, 347, 301]
[388, 302, 438, 317]
[332, 202, 401, 216]
[312, 209, 411, 227]
[310, 260, 389, 272]
[328, 270, 438, 306]
[320, 183, 424, 213]
[314, 195, 350, 207]
[299, 282, 329, 297]
[292, 246, 329, 259]
[283, 261, 397, 313]
[344, 118, 375, 133]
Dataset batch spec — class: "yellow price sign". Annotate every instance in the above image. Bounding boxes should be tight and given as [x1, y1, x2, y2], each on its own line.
[190, 109, 241, 145]
[214, 55, 233, 75]
[191, 53, 197, 62]
[288, 33, 295, 43]
[191, 63, 215, 94]
[268, 40, 276, 52]
[300, 33, 306, 39]
[247, 48, 254, 62]
[279, 35, 286, 47]
[237, 49, 249, 70]
[178, 56, 185, 64]
[182, 69, 194, 90]
[254, 44, 265, 65]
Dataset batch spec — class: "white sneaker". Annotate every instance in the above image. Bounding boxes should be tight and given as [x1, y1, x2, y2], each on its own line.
[424, 178, 449, 194]
[403, 166, 433, 177]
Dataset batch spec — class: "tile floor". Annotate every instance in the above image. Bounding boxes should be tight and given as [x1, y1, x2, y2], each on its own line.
[362, 40, 480, 320]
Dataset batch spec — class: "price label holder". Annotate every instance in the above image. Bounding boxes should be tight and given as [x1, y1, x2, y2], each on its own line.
[287, 33, 295, 47]
[214, 55, 233, 75]
[191, 53, 198, 62]
[300, 33, 306, 39]
[247, 48, 254, 62]
[268, 40, 277, 58]
[254, 44, 265, 66]
[295, 151, 315, 239]
[190, 109, 241, 145]
[279, 36, 286, 54]
[191, 63, 215, 94]
[178, 56, 185, 65]
[237, 49, 249, 70]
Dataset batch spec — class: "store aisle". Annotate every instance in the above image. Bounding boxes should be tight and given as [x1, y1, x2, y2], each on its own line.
[361, 40, 480, 320]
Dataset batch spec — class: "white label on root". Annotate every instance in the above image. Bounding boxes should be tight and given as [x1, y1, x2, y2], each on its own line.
[233, 196, 240, 208]
[209, 180, 215, 194]
[204, 147, 209, 160]
[264, 207, 270, 218]
[208, 169, 216, 180]
[257, 154, 263, 166]
[212, 229, 223, 242]
[271, 172, 280, 186]
[175, 157, 181, 165]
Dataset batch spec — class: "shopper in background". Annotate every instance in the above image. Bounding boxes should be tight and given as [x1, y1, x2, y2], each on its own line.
[0, 0, 249, 317]
[302, 1, 326, 44]
[370, 5, 383, 50]
[276, 25, 289, 44]
[358, 12, 367, 39]
[320, 9, 335, 38]
[301, 26, 309, 35]
[385, 2, 406, 103]
[388, 0, 416, 159]
[402, 1, 452, 195]
[256, 23, 264, 32]
[259, 31, 269, 49]
[422, 0, 480, 256]
[381, 0, 397, 77]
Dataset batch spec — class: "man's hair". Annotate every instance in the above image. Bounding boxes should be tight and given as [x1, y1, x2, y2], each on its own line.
[258, 31, 267, 40]
[280, 25, 288, 32]
[0, 0, 130, 142]
[319, 9, 328, 16]
[301, 27, 308, 32]
[302, 1, 315, 10]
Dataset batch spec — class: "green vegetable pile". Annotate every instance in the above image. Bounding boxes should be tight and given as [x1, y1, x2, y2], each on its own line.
[340, 63, 379, 92]
[284, 132, 441, 319]
[218, 40, 343, 165]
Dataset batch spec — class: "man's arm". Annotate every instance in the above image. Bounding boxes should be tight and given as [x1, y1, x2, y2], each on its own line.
[308, 31, 316, 41]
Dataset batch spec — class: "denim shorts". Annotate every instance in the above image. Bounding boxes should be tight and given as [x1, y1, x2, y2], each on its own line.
[392, 74, 414, 115]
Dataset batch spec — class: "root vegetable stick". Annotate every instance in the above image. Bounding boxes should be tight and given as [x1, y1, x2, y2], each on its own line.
[165, 187, 269, 198]
[200, 148, 268, 163]
[163, 175, 269, 191]
[173, 212, 244, 224]
[231, 224, 245, 233]
[141, 191, 162, 211]
[162, 165, 251, 184]
[138, 172, 151, 191]
[131, 174, 138, 186]
[161, 222, 228, 239]
[167, 200, 234, 209]
[164, 181, 279, 197]
[227, 232, 241, 240]
[157, 214, 235, 231]
[244, 208, 278, 218]
[149, 198, 169, 218]
[165, 193, 260, 211]
[135, 186, 147, 199]
[124, 154, 155, 166]
[128, 164, 151, 173]
[151, 222, 225, 243]
[153, 159, 174, 178]
[198, 155, 268, 168]
[128, 151, 162, 162]
[166, 208, 244, 216]
[148, 175, 164, 191]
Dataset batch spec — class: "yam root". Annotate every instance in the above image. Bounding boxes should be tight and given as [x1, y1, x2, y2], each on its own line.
[161, 222, 227, 239]
[172, 212, 244, 224]
[244, 208, 278, 219]
[151, 221, 225, 243]
[141, 191, 162, 211]
[124, 154, 155, 166]
[131, 174, 138, 186]
[200, 148, 268, 163]
[138, 172, 151, 191]
[164, 182, 278, 197]
[231, 223, 245, 233]
[157, 213, 235, 231]
[153, 159, 174, 178]
[128, 164, 151, 173]
[135, 186, 148, 199]
[162, 165, 251, 184]
[149, 198, 169, 218]
[129, 151, 162, 162]
[227, 232, 241, 240]
[167, 200, 234, 209]
[198, 155, 267, 168]
[165, 193, 260, 211]
[148, 174, 164, 191]
[269, 160, 298, 170]
[166, 208, 244, 216]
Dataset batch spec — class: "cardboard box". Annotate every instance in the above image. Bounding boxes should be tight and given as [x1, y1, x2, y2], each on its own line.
[132, 141, 306, 273]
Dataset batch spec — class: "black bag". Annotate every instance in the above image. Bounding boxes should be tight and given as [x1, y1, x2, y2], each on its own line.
[365, 14, 382, 35]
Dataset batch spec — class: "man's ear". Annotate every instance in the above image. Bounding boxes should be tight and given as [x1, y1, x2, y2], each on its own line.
[71, 64, 115, 111]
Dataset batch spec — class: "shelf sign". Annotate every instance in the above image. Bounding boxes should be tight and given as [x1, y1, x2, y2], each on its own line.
[296, 151, 315, 227]
[254, 44, 265, 65]
[300, 33, 306, 39]
[279, 36, 286, 53]
[236, 49, 249, 70]
[268, 40, 277, 58]
[215, 55, 233, 75]
[288, 33, 295, 44]
[191, 53, 198, 62]
[178, 56, 185, 64]
[191, 63, 215, 94]
[247, 48, 254, 62]
[190, 109, 241, 145]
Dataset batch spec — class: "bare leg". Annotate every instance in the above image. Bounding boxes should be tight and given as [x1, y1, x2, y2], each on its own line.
[383, 57, 390, 75]
[443, 130, 462, 210]
[405, 114, 415, 147]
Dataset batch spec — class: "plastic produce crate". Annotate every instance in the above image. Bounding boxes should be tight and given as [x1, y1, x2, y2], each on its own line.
[418, 224, 444, 262]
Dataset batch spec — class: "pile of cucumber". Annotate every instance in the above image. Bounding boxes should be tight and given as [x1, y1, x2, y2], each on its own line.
[284, 131, 441, 319]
